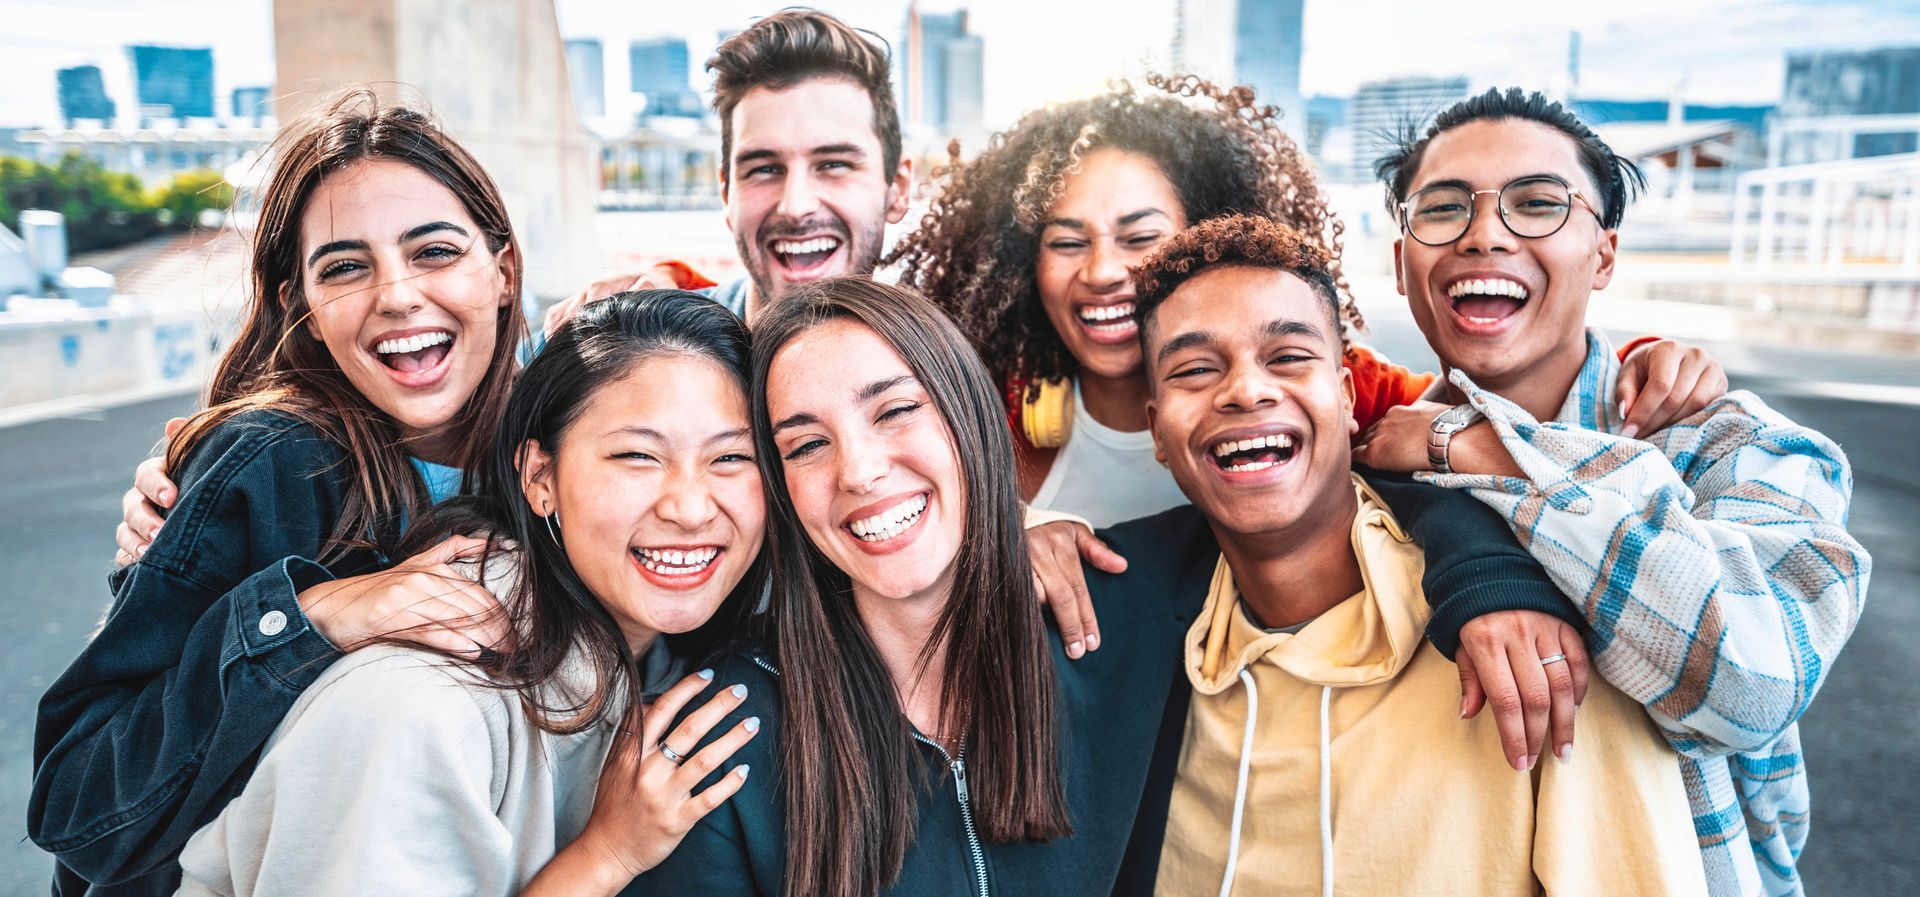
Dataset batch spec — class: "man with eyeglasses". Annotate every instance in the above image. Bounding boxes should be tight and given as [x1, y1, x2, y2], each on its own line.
[1353, 87, 1870, 897]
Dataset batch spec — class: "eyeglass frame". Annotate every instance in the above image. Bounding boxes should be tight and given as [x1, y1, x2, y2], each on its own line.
[1396, 174, 1606, 247]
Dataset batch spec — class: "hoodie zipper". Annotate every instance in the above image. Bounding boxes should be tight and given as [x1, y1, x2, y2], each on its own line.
[753, 655, 989, 896]
[913, 732, 990, 897]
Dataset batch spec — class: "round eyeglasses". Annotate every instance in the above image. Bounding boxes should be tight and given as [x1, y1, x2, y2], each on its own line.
[1398, 175, 1604, 247]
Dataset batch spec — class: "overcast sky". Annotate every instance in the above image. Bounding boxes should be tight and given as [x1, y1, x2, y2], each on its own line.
[2, 0, 1916, 129]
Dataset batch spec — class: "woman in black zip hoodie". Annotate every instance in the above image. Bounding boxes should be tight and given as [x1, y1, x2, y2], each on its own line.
[631, 277, 1582, 897]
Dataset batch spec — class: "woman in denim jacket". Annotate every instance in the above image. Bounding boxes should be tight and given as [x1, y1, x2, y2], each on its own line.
[31, 89, 529, 896]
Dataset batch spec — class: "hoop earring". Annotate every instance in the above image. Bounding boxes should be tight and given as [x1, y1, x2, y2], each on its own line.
[543, 510, 562, 545]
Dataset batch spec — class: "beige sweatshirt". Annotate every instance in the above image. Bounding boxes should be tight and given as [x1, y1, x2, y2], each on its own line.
[1155, 476, 1708, 897]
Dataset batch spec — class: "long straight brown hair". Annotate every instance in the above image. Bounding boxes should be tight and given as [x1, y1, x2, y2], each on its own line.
[749, 277, 1070, 897]
[167, 88, 526, 560]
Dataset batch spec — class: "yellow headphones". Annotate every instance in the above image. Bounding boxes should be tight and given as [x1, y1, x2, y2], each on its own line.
[1020, 376, 1074, 449]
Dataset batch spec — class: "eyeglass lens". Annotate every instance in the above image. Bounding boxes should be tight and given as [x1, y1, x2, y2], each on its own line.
[1404, 177, 1574, 245]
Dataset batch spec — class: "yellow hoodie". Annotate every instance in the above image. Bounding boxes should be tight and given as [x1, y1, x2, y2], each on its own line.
[1155, 476, 1707, 897]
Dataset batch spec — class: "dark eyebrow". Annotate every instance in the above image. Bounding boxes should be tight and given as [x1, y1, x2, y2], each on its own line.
[812, 143, 864, 157]
[1412, 173, 1570, 195]
[1155, 330, 1217, 366]
[857, 375, 917, 404]
[1265, 319, 1328, 342]
[771, 411, 818, 434]
[735, 148, 777, 168]
[400, 221, 469, 243]
[307, 239, 368, 268]
[611, 426, 752, 448]
[707, 427, 752, 447]
[1040, 207, 1169, 232]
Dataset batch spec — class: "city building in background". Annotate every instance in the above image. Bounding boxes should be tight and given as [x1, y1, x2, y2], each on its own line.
[900, 5, 986, 144]
[127, 45, 215, 124]
[566, 38, 606, 120]
[229, 86, 272, 126]
[1778, 46, 1920, 162]
[1347, 75, 1469, 176]
[7, 126, 271, 188]
[56, 66, 116, 127]
[630, 37, 702, 119]
[1172, 0, 1305, 139]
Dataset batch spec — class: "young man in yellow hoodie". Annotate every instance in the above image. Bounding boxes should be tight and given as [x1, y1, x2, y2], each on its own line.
[1131, 213, 1708, 897]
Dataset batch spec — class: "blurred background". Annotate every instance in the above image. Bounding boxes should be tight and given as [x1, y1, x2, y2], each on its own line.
[0, 0, 1915, 892]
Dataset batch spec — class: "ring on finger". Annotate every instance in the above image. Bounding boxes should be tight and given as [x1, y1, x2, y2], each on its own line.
[658, 740, 689, 765]
[1539, 654, 1568, 667]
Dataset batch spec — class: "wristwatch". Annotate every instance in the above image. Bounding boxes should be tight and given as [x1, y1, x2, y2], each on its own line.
[1427, 404, 1485, 474]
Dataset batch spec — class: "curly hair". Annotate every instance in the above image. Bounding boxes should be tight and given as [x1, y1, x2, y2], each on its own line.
[1130, 213, 1345, 352]
[889, 72, 1359, 394]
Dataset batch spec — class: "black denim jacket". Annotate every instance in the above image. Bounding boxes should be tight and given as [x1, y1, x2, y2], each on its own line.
[30, 410, 385, 896]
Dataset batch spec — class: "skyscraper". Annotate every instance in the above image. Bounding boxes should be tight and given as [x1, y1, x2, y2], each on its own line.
[566, 38, 606, 119]
[900, 5, 984, 138]
[128, 45, 215, 122]
[630, 37, 701, 118]
[1173, 0, 1305, 138]
[1780, 46, 1920, 160]
[231, 86, 271, 120]
[1348, 75, 1469, 171]
[57, 66, 116, 125]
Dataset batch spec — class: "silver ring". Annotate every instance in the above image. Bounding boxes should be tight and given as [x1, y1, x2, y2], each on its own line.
[1540, 654, 1568, 667]
[658, 740, 688, 765]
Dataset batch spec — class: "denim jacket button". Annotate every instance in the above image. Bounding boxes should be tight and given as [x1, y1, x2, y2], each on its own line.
[259, 610, 288, 637]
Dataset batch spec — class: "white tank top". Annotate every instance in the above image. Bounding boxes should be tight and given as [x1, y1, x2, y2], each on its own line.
[1029, 379, 1192, 529]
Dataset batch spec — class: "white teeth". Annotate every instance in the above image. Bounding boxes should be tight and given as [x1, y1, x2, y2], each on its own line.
[773, 237, 840, 255]
[1445, 278, 1530, 301]
[1211, 433, 1294, 458]
[635, 546, 719, 575]
[375, 331, 452, 354]
[1076, 302, 1136, 323]
[1224, 459, 1279, 472]
[849, 494, 929, 542]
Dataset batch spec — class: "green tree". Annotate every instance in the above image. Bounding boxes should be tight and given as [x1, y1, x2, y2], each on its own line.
[153, 169, 234, 229]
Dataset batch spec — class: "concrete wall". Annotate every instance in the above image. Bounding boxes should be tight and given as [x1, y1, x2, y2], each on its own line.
[272, 0, 599, 298]
[0, 303, 209, 410]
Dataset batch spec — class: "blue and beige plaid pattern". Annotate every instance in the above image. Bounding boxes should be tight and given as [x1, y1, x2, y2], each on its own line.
[1424, 331, 1871, 897]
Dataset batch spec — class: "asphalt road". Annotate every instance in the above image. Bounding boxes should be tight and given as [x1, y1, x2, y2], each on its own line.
[0, 321, 1914, 894]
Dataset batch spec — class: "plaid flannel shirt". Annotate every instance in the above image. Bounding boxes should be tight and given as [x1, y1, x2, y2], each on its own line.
[1425, 330, 1871, 897]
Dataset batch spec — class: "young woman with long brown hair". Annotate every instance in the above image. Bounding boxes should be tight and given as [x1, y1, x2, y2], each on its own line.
[33, 90, 537, 895]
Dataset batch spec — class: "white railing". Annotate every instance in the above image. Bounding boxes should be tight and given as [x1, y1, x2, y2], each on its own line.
[1731, 114, 1920, 271]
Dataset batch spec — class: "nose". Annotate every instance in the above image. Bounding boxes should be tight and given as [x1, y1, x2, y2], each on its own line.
[1213, 358, 1283, 414]
[1454, 189, 1519, 256]
[1080, 238, 1131, 294]
[372, 269, 425, 318]
[834, 429, 889, 496]
[777, 168, 822, 220]
[655, 468, 720, 532]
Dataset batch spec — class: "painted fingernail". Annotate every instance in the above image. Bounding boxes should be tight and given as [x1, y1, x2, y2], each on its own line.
[1067, 641, 1083, 658]
[730, 684, 748, 698]
[1085, 633, 1100, 651]
[736, 764, 750, 779]
[697, 668, 715, 680]
[744, 716, 761, 733]
[1621, 423, 1640, 439]
[1557, 744, 1572, 764]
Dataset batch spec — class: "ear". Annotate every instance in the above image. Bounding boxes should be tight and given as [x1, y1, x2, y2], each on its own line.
[494, 242, 519, 309]
[518, 438, 557, 518]
[719, 163, 733, 218]
[885, 156, 915, 225]
[1340, 363, 1358, 438]
[1591, 229, 1619, 292]
[1392, 238, 1407, 297]
[290, 281, 323, 342]
[1145, 399, 1167, 466]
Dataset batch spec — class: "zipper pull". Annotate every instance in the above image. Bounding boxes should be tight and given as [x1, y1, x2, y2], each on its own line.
[953, 757, 970, 802]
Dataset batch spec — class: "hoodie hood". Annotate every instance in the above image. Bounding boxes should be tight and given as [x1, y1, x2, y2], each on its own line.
[1187, 475, 1430, 694]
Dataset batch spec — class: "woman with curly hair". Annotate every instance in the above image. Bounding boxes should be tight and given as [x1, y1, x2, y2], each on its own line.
[892, 74, 1726, 657]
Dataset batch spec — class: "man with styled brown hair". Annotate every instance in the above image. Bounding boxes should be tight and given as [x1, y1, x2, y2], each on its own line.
[552, 8, 913, 326]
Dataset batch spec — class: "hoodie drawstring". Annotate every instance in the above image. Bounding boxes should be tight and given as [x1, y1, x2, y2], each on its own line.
[1217, 676, 1336, 897]
[1318, 684, 1333, 897]
[1217, 669, 1259, 897]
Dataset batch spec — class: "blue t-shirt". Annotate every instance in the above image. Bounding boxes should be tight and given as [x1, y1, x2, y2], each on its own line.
[407, 457, 464, 505]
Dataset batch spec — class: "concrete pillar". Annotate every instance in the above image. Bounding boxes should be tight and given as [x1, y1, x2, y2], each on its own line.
[273, 0, 598, 297]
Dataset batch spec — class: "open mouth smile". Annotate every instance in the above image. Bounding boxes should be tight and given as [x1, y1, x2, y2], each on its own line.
[371, 328, 456, 387]
[1074, 300, 1137, 344]
[1444, 276, 1531, 333]
[769, 235, 844, 278]
[845, 493, 928, 544]
[630, 544, 724, 589]
[1208, 431, 1298, 473]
